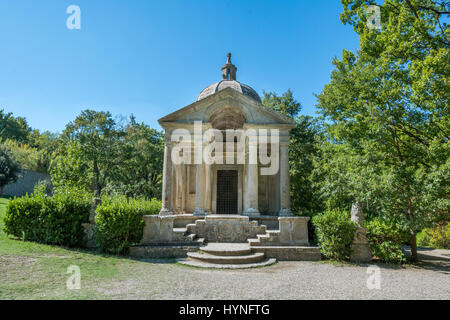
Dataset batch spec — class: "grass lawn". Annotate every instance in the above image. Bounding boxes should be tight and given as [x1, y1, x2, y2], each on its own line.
[0, 196, 151, 299]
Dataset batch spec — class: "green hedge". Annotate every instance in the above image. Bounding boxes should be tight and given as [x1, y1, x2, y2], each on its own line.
[417, 223, 449, 249]
[312, 209, 358, 260]
[3, 186, 91, 247]
[365, 218, 408, 264]
[95, 195, 161, 255]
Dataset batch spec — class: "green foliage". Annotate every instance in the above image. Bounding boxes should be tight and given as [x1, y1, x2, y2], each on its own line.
[262, 89, 301, 119]
[3, 139, 43, 172]
[58, 110, 122, 196]
[0, 110, 58, 174]
[51, 140, 93, 191]
[0, 143, 21, 190]
[290, 116, 324, 215]
[3, 185, 91, 247]
[417, 223, 449, 249]
[53, 111, 164, 199]
[107, 117, 164, 199]
[0, 109, 30, 142]
[95, 195, 161, 255]
[315, 0, 450, 261]
[312, 209, 358, 260]
[365, 218, 408, 264]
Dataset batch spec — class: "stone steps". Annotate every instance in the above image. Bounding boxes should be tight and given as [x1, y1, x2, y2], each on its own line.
[201, 243, 252, 256]
[178, 258, 277, 269]
[248, 228, 282, 246]
[187, 252, 265, 264]
[178, 242, 277, 269]
[247, 238, 261, 246]
[173, 227, 188, 235]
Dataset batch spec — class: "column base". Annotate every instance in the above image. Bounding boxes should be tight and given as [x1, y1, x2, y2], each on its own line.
[278, 208, 293, 217]
[243, 208, 260, 217]
[159, 208, 174, 216]
[193, 208, 206, 216]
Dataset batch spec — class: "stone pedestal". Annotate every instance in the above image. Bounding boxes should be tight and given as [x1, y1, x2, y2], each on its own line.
[278, 217, 309, 245]
[349, 202, 372, 263]
[350, 228, 373, 263]
[141, 215, 177, 244]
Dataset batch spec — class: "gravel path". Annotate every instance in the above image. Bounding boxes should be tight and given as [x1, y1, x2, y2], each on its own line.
[93, 254, 450, 300]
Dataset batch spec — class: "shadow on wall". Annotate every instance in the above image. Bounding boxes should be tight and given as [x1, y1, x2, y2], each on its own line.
[2, 169, 52, 197]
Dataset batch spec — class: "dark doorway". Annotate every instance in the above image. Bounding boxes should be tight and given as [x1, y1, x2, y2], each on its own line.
[216, 170, 238, 214]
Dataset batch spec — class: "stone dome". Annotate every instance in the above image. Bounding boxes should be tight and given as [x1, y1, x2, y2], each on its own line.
[197, 53, 261, 103]
[197, 80, 261, 103]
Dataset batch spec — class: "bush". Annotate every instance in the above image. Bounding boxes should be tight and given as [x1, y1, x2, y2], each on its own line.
[312, 209, 358, 260]
[365, 218, 408, 264]
[3, 185, 91, 247]
[94, 195, 161, 255]
[417, 223, 449, 249]
[0, 143, 21, 192]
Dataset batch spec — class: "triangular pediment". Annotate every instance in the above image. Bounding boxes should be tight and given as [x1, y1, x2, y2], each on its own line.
[158, 87, 296, 128]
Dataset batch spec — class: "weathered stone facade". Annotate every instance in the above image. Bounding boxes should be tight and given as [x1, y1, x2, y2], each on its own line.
[158, 54, 296, 217]
[130, 54, 321, 266]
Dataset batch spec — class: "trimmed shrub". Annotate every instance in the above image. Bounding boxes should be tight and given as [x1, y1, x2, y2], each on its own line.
[312, 209, 358, 260]
[95, 195, 160, 255]
[365, 218, 408, 264]
[3, 185, 91, 247]
[417, 223, 449, 249]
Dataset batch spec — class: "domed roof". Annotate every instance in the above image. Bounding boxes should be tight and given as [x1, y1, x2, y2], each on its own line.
[197, 53, 261, 103]
[197, 80, 261, 103]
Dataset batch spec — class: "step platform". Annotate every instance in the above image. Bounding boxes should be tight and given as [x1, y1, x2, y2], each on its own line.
[177, 243, 277, 269]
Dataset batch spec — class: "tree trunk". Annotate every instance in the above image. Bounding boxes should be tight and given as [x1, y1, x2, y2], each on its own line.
[0, 186, 3, 196]
[93, 158, 101, 196]
[410, 230, 418, 262]
[407, 197, 418, 262]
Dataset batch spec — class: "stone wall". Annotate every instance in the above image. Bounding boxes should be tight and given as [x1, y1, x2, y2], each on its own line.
[2, 170, 51, 197]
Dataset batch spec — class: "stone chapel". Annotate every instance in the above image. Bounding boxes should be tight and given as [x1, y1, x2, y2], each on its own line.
[130, 55, 320, 266]
[158, 53, 296, 218]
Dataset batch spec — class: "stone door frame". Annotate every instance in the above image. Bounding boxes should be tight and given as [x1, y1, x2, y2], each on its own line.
[211, 164, 243, 215]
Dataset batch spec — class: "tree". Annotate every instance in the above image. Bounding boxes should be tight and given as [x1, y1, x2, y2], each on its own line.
[51, 140, 93, 191]
[0, 109, 30, 143]
[0, 144, 21, 195]
[107, 117, 164, 199]
[316, 0, 449, 261]
[58, 110, 123, 195]
[262, 89, 301, 119]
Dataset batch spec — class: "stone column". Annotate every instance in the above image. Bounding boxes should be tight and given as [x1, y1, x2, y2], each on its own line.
[181, 164, 186, 213]
[159, 139, 173, 216]
[175, 163, 183, 213]
[244, 134, 259, 216]
[204, 164, 212, 214]
[194, 163, 205, 216]
[279, 142, 292, 216]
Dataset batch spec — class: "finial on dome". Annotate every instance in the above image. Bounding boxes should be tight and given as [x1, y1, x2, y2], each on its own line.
[222, 52, 237, 81]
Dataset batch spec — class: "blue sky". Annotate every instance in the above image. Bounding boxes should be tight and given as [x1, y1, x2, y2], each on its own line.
[0, 0, 360, 133]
